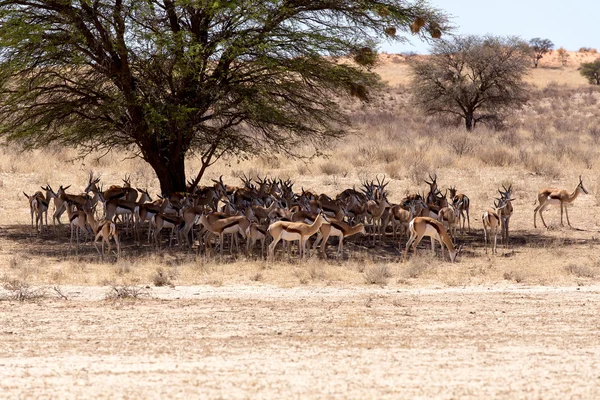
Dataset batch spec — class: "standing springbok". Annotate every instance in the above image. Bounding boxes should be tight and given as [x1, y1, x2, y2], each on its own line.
[153, 213, 184, 249]
[533, 176, 588, 228]
[84, 205, 121, 260]
[403, 217, 462, 263]
[482, 199, 508, 255]
[64, 201, 89, 252]
[497, 185, 514, 248]
[366, 196, 391, 244]
[198, 214, 250, 256]
[268, 213, 326, 260]
[312, 219, 366, 258]
[246, 223, 267, 257]
[424, 173, 439, 205]
[437, 201, 462, 240]
[24, 189, 52, 234]
[390, 201, 417, 239]
[448, 187, 471, 232]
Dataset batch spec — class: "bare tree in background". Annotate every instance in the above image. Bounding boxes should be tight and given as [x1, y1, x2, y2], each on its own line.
[411, 35, 530, 131]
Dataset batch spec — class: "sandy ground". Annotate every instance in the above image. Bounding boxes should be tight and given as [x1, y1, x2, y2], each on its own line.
[1, 284, 600, 399]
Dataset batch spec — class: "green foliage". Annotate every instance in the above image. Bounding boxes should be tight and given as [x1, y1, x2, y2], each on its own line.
[0, 0, 449, 192]
[411, 35, 530, 131]
[580, 60, 600, 85]
[529, 38, 554, 68]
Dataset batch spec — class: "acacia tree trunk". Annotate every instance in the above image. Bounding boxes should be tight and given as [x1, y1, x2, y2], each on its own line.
[465, 111, 474, 131]
[144, 148, 187, 195]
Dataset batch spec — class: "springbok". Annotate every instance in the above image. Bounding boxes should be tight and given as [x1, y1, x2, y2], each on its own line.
[246, 223, 267, 257]
[390, 201, 417, 239]
[153, 213, 184, 249]
[403, 217, 462, 263]
[268, 213, 326, 260]
[497, 185, 514, 248]
[448, 186, 471, 232]
[533, 176, 588, 228]
[312, 219, 366, 258]
[482, 199, 508, 255]
[64, 201, 89, 252]
[24, 189, 52, 234]
[437, 201, 462, 240]
[366, 196, 391, 244]
[424, 173, 439, 205]
[198, 214, 250, 256]
[84, 205, 121, 260]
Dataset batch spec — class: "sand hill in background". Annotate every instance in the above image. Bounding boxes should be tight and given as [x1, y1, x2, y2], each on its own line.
[375, 50, 599, 87]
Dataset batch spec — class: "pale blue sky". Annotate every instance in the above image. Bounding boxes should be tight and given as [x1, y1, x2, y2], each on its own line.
[381, 0, 600, 54]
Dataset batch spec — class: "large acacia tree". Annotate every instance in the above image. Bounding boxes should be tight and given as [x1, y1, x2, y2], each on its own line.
[411, 35, 530, 131]
[0, 0, 447, 193]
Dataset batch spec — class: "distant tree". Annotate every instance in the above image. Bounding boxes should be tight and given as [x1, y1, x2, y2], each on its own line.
[580, 60, 600, 85]
[557, 47, 570, 66]
[411, 35, 530, 131]
[0, 0, 449, 194]
[529, 38, 554, 68]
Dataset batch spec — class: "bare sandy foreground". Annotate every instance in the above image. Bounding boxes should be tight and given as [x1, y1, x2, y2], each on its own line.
[1, 284, 600, 399]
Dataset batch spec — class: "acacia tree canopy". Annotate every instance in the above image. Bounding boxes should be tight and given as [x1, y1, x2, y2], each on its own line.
[0, 0, 448, 193]
[580, 60, 600, 85]
[411, 35, 530, 131]
[529, 38, 554, 68]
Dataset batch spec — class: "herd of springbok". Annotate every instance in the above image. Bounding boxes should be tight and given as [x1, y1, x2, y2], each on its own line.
[22, 172, 589, 262]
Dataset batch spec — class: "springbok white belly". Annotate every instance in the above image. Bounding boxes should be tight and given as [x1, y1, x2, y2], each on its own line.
[222, 225, 241, 235]
[280, 231, 302, 241]
[329, 226, 343, 238]
[116, 207, 135, 215]
[162, 221, 175, 229]
[423, 224, 442, 242]
[544, 198, 563, 207]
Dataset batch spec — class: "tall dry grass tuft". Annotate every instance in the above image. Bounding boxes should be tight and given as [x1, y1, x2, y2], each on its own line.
[364, 264, 392, 285]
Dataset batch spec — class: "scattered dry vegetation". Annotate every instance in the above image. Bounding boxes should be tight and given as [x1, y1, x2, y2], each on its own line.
[364, 264, 392, 285]
[1, 51, 600, 289]
[104, 285, 150, 300]
[1, 278, 47, 302]
[2, 51, 600, 400]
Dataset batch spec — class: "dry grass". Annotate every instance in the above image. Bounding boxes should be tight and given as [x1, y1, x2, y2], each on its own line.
[3, 52, 600, 400]
[564, 263, 597, 278]
[2, 53, 600, 289]
[152, 267, 173, 287]
[104, 285, 150, 300]
[364, 264, 392, 285]
[0, 278, 47, 302]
